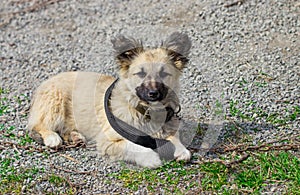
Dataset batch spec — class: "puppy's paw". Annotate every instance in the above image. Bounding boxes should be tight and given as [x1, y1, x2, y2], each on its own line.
[174, 148, 191, 162]
[70, 131, 86, 144]
[135, 150, 162, 168]
[44, 133, 62, 148]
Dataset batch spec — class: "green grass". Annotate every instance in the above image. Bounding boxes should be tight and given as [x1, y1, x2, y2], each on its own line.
[0, 158, 40, 194]
[234, 151, 300, 193]
[200, 162, 228, 191]
[48, 174, 66, 184]
[1, 124, 33, 145]
[0, 157, 76, 194]
[48, 173, 77, 194]
[112, 151, 300, 194]
[214, 99, 225, 117]
[230, 99, 246, 119]
[18, 133, 34, 146]
[0, 89, 59, 194]
[1, 125, 17, 139]
[0, 88, 9, 116]
[111, 161, 199, 193]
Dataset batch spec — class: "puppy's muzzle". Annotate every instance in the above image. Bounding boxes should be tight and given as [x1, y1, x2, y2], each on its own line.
[136, 82, 168, 102]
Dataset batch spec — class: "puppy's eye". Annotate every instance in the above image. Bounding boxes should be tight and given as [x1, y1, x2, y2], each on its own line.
[159, 71, 171, 78]
[134, 71, 147, 78]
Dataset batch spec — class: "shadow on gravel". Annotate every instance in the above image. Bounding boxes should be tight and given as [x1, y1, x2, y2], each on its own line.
[190, 121, 278, 155]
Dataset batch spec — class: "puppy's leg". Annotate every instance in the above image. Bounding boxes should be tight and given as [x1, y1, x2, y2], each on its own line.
[123, 141, 162, 168]
[97, 134, 162, 168]
[168, 134, 191, 161]
[28, 87, 67, 148]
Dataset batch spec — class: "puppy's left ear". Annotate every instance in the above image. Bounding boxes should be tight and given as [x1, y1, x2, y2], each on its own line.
[163, 32, 192, 70]
[111, 35, 144, 71]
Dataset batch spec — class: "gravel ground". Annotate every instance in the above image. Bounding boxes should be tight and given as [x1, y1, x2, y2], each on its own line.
[0, 0, 299, 194]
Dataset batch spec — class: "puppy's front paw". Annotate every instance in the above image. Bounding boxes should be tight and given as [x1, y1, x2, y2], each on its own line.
[44, 133, 62, 148]
[135, 150, 162, 168]
[174, 148, 191, 162]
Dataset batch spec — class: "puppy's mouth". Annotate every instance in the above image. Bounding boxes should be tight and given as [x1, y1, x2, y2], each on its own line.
[135, 82, 168, 102]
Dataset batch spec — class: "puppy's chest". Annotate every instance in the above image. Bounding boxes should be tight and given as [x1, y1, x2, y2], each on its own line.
[112, 106, 179, 139]
[135, 116, 179, 139]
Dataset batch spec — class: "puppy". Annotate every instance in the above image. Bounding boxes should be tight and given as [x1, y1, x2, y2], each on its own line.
[28, 32, 192, 168]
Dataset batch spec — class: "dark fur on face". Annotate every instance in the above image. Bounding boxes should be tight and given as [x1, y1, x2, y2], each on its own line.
[135, 82, 168, 102]
[111, 35, 144, 71]
[162, 32, 192, 70]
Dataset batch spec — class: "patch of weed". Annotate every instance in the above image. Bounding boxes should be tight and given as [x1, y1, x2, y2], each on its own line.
[0, 158, 40, 193]
[200, 162, 228, 191]
[214, 99, 224, 117]
[254, 81, 268, 87]
[229, 99, 250, 120]
[234, 151, 299, 193]
[111, 161, 199, 193]
[113, 151, 299, 194]
[18, 133, 34, 146]
[266, 105, 300, 126]
[289, 105, 299, 121]
[47, 173, 82, 194]
[1, 125, 16, 139]
[0, 88, 10, 114]
[48, 174, 66, 185]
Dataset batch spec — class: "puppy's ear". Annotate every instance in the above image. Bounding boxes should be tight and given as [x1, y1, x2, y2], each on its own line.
[163, 32, 192, 70]
[111, 35, 144, 70]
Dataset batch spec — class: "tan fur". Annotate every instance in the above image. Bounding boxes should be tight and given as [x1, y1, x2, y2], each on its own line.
[28, 32, 192, 168]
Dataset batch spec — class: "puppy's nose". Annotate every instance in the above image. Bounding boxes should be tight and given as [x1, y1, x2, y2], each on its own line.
[148, 90, 159, 99]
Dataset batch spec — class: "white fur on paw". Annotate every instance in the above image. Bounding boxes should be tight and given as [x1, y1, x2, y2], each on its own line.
[135, 150, 162, 168]
[174, 148, 191, 161]
[44, 133, 62, 148]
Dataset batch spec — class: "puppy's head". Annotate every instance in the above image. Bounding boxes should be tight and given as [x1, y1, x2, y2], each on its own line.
[111, 32, 191, 103]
